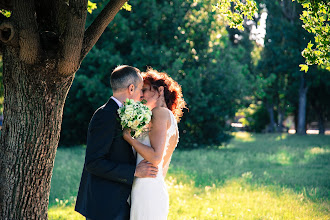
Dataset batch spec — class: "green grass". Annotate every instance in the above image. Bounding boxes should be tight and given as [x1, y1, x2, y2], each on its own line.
[49, 146, 86, 207]
[49, 133, 330, 219]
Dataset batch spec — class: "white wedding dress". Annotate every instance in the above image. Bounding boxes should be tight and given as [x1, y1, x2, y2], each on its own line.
[130, 110, 178, 220]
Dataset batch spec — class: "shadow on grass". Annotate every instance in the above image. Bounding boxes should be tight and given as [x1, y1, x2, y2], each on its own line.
[49, 146, 86, 207]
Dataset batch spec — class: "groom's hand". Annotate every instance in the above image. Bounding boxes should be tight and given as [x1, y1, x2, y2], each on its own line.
[134, 160, 158, 178]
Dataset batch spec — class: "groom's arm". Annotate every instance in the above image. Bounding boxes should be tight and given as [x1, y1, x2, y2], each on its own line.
[84, 109, 135, 186]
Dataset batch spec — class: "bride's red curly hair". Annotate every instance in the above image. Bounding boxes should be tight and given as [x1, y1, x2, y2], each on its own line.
[142, 68, 186, 122]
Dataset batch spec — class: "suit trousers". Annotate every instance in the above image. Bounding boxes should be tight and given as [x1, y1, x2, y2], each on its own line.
[86, 201, 130, 220]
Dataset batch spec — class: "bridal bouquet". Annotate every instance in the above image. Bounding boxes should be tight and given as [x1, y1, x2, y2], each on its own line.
[117, 99, 152, 138]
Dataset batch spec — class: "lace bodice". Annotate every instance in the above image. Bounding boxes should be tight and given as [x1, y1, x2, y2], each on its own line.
[136, 109, 178, 179]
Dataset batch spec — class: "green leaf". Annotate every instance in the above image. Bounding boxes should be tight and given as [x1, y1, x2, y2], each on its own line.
[299, 64, 309, 73]
[0, 9, 11, 18]
[87, 1, 97, 14]
[121, 2, 132, 12]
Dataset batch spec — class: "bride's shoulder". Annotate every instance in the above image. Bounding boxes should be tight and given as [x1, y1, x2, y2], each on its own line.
[151, 107, 171, 120]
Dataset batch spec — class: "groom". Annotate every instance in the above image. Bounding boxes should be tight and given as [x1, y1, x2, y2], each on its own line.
[75, 65, 158, 220]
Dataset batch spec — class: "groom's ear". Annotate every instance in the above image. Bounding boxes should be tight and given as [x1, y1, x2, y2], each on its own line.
[128, 84, 135, 95]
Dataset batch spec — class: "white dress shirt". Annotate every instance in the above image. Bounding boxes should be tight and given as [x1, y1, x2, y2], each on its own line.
[111, 96, 123, 108]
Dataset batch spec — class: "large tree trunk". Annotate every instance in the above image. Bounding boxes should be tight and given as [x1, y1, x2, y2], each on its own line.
[0, 47, 74, 219]
[297, 75, 308, 135]
[0, 0, 128, 218]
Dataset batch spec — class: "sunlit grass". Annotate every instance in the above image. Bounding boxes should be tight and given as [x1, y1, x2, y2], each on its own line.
[49, 133, 330, 219]
[308, 147, 330, 155]
[49, 206, 83, 220]
[232, 131, 256, 142]
[275, 133, 288, 141]
[167, 176, 329, 220]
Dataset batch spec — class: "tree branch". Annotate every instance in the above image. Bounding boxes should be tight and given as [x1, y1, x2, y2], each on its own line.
[54, 0, 70, 39]
[58, 0, 88, 76]
[80, 0, 128, 61]
[13, 0, 41, 64]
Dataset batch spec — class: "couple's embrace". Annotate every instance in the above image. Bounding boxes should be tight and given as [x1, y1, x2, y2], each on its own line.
[75, 65, 186, 220]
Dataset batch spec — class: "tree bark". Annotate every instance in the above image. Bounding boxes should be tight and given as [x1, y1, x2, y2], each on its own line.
[58, 0, 88, 76]
[293, 108, 298, 133]
[0, 0, 127, 218]
[0, 47, 74, 219]
[297, 74, 308, 135]
[14, 0, 42, 64]
[266, 101, 276, 133]
[0, 0, 13, 11]
[318, 109, 325, 135]
[277, 108, 285, 133]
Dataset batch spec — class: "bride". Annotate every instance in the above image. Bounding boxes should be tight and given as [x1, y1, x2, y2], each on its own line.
[123, 68, 186, 220]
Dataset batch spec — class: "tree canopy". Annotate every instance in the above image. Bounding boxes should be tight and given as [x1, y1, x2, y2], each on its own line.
[60, 0, 254, 147]
[214, 0, 330, 71]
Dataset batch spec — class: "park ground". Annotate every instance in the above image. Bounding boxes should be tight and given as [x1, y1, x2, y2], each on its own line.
[49, 132, 330, 219]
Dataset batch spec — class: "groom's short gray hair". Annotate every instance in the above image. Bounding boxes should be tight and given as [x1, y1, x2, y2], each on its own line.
[110, 65, 142, 92]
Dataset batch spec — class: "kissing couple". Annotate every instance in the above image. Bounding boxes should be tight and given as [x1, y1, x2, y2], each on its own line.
[75, 65, 186, 220]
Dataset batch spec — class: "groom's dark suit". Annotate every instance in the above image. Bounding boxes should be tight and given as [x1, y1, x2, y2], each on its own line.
[75, 98, 136, 220]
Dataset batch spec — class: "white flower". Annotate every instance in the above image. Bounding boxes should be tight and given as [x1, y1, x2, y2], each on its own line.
[125, 106, 134, 116]
[137, 114, 144, 122]
[132, 120, 140, 129]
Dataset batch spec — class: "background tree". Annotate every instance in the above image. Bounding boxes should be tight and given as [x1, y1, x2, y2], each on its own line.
[229, 0, 329, 134]
[255, 0, 317, 134]
[307, 69, 330, 135]
[215, 0, 330, 71]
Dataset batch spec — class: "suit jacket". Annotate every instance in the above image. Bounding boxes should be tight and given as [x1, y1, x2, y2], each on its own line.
[75, 98, 136, 219]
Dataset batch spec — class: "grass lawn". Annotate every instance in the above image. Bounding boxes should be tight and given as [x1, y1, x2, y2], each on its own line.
[49, 133, 330, 219]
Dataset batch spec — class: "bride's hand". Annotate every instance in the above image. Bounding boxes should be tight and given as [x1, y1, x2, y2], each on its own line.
[123, 128, 133, 142]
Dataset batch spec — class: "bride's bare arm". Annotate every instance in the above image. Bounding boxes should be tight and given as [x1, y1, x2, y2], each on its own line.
[123, 107, 168, 166]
